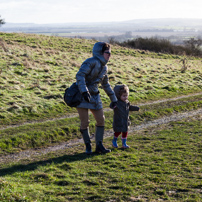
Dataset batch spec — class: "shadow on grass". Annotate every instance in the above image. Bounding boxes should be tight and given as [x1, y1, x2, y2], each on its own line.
[0, 152, 101, 177]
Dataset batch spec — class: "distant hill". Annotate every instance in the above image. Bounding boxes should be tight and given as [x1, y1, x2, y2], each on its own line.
[1, 18, 202, 42]
[2, 18, 202, 30]
[124, 18, 202, 28]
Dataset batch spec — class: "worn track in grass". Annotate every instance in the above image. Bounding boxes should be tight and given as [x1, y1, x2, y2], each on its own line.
[0, 106, 201, 165]
[1, 92, 202, 131]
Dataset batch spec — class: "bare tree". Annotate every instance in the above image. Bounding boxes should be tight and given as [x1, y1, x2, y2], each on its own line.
[0, 15, 5, 26]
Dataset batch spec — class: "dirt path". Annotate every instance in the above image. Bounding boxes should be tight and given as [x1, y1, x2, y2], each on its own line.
[0, 107, 201, 165]
[1, 92, 202, 131]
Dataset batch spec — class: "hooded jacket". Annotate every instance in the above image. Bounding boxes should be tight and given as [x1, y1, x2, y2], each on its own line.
[76, 42, 117, 110]
[110, 85, 139, 132]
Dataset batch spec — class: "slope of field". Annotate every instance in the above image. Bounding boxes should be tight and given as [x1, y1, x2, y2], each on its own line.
[0, 32, 202, 127]
[0, 33, 202, 201]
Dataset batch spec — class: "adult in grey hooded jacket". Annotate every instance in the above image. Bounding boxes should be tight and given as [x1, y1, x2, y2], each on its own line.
[76, 42, 117, 154]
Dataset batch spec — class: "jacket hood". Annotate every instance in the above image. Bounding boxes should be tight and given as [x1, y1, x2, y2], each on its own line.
[113, 85, 123, 100]
[92, 42, 108, 66]
[114, 84, 129, 101]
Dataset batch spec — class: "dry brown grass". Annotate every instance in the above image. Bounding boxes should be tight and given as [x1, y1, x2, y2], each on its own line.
[0, 38, 8, 52]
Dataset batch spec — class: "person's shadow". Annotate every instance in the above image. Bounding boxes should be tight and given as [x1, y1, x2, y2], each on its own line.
[0, 152, 97, 177]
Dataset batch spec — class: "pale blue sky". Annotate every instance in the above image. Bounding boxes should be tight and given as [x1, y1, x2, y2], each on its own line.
[1, 0, 202, 24]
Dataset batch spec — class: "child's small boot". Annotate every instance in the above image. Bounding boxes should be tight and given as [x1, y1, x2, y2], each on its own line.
[112, 136, 118, 148]
[122, 138, 130, 149]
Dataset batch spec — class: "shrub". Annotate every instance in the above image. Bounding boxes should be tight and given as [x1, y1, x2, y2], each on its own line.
[118, 37, 202, 57]
[184, 37, 202, 56]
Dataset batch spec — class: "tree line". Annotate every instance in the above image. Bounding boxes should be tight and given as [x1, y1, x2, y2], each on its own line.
[110, 37, 202, 57]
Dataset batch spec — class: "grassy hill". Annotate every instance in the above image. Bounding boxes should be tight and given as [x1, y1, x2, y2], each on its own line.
[0, 33, 202, 201]
[0, 32, 202, 153]
[0, 32, 201, 126]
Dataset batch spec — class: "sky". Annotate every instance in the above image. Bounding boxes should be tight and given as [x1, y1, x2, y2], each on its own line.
[1, 0, 202, 24]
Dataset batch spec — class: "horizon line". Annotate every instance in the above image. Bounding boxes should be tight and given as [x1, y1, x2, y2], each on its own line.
[4, 17, 202, 25]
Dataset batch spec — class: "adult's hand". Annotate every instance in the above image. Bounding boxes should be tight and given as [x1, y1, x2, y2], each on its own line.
[82, 92, 91, 103]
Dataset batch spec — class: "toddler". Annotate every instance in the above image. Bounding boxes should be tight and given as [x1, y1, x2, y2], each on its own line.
[110, 84, 140, 148]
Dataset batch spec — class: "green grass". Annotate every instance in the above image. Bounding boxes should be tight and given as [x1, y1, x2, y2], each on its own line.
[0, 116, 201, 201]
[0, 32, 202, 201]
[0, 94, 202, 155]
[0, 32, 202, 126]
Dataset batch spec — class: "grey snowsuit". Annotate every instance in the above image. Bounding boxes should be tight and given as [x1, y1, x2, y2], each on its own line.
[110, 100, 139, 132]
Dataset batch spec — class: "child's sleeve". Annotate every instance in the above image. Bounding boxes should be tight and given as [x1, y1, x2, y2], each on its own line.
[129, 103, 140, 111]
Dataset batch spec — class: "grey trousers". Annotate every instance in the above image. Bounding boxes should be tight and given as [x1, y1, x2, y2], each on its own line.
[77, 108, 105, 130]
